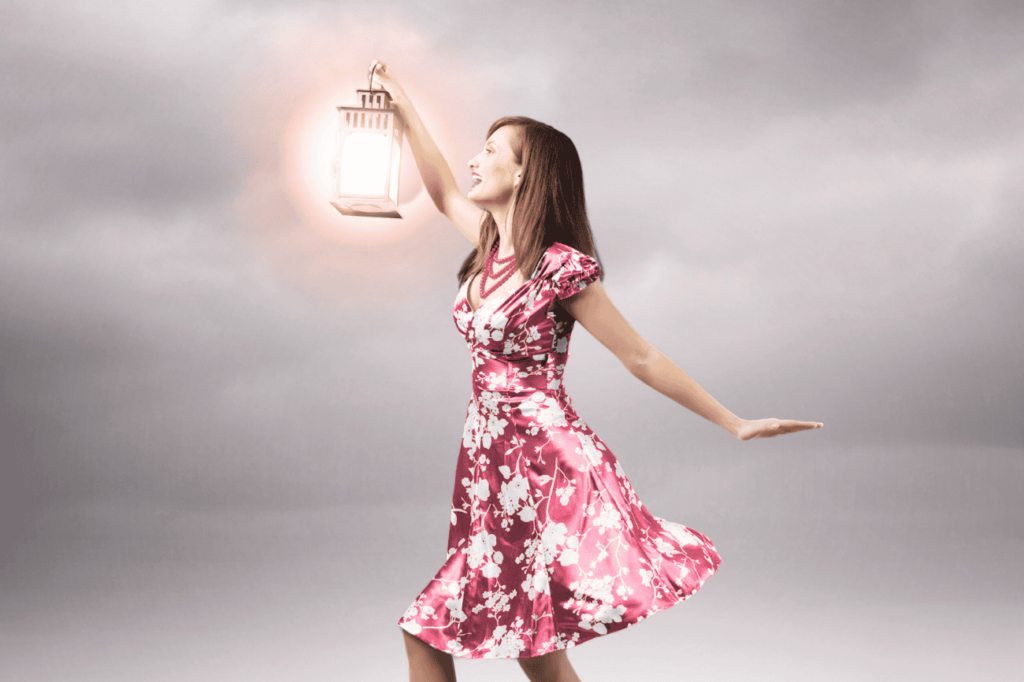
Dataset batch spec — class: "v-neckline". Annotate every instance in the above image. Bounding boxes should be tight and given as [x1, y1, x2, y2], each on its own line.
[462, 245, 552, 317]
[465, 272, 532, 316]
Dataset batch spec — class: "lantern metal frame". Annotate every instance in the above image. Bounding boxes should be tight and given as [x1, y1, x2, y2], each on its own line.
[330, 88, 404, 219]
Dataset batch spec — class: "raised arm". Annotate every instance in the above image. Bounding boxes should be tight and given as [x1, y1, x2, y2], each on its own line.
[558, 282, 824, 440]
[369, 61, 484, 246]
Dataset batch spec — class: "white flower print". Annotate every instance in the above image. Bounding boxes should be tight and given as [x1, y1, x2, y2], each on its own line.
[574, 430, 605, 466]
[595, 603, 627, 625]
[655, 538, 678, 556]
[594, 502, 623, 534]
[499, 474, 529, 516]
[401, 600, 421, 622]
[469, 314, 493, 346]
[518, 391, 568, 429]
[556, 481, 575, 505]
[578, 604, 627, 635]
[464, 530, 504, 578]
[490, 312, 509, 334]
[571, 575, 615, 605]
[539, 522, 567, 565]
[462, 401, 482, 450]
[483, 371, 508, 389]
[462, 477, 490, 502]
[521, 565, 550, 600]
[664, 522, 700, 547]
[482, 619, 527, 658]
[537, 522, 580, 567]
[479, 390, 499, 413]
[468, 391, 509, 449]
[465, 531, 497, 568]
[484, 414, 508, 448]
[481, 586, 514, 614]
[445, 592, 467, 622]
[471, 585, 516, 624]
[517, 392, 544, 418]
[558, 536, 580, 566]
[453, 303, 473, 334]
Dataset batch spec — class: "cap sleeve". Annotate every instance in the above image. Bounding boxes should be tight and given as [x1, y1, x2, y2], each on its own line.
[553, 248, 602, 301]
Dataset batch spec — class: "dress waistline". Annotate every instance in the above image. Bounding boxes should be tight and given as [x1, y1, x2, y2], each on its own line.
[471, 352, 566, 396]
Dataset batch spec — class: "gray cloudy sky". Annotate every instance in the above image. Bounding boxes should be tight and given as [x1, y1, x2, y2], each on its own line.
[1, 1, 1022, 680]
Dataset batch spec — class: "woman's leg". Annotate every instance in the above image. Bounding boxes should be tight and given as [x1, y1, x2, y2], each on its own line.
[517, 649, 582, 682]
[402, 629, 457, 682]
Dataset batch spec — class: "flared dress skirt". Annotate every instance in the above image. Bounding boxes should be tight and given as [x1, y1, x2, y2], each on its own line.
[397, 242, 721, 659]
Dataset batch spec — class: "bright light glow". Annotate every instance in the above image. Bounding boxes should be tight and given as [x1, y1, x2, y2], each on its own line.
[230, 17, 482, 257]
[279, 85, 435, 248]
[338, 131, 390, 196]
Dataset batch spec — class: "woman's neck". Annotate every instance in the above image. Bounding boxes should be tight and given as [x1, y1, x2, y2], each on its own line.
[490, 202, 515, 259]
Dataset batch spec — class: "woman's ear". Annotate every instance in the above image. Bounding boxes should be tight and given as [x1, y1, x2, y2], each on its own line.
[514, 170, 522, 188]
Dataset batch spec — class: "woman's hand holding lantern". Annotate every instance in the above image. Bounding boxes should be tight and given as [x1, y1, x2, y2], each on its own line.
[369, 60, 407, 106]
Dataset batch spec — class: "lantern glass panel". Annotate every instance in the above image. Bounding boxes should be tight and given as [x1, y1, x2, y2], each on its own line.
[338, 130, 390, 197]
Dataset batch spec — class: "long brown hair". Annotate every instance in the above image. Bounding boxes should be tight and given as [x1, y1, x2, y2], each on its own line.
[457, 116, 603, 287]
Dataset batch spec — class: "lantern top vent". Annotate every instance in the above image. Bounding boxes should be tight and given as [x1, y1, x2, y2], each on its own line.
[345, 89, 393, 111]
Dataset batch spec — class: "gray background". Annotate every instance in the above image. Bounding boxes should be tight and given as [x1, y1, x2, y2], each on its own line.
[2, 1, 1022, 680]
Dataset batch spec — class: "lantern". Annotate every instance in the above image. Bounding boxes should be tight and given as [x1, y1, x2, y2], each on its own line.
[330, 86, 404, 218]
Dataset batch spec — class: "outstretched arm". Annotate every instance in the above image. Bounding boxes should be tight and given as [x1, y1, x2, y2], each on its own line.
[559, 282, 823, 440]
[370, 61, 484, 246]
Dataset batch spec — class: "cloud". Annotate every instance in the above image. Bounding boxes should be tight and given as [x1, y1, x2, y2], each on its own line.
[1, 0, 1022, 532]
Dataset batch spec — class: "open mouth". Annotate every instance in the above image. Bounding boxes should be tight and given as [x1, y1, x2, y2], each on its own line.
[471, 173, 482, 185]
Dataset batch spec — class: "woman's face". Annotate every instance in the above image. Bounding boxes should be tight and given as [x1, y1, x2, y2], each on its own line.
[467, 125, 522, 208]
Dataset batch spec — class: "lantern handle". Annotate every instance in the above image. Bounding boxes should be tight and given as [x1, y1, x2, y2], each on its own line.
[368, 60, 382, 91]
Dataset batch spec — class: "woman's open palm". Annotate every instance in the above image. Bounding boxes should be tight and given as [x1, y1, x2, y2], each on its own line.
[736, 418, 823, 441]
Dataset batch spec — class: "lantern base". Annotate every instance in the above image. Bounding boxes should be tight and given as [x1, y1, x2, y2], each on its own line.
[330, 198, 402, 219]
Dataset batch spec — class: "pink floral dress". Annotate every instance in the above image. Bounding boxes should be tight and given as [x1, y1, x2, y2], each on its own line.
[398, 242, 721, 659]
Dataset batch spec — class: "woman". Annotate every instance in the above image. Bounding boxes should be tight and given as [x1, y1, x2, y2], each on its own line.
[368, 61, 823, 682]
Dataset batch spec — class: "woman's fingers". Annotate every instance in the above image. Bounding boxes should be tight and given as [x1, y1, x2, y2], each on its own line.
[772, 419, 823, 436]
[778, 417, 819, 432]
[368, 60, 403, 99]
[739, 418, 823, 440]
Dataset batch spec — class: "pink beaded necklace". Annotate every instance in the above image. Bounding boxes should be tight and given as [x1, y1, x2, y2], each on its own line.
[479, 239, 517, 301]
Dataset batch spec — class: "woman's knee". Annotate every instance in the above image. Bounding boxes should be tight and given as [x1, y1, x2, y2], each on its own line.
[402, 629, 451, 663]
[402, 630, 431, 657]
[517, 649, 568, 679]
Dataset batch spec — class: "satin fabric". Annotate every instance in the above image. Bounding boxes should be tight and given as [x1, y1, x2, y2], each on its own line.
[398, 242, 721, 659]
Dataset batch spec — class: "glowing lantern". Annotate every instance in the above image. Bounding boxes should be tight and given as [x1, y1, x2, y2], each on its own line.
[330, 84, 404, 219]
